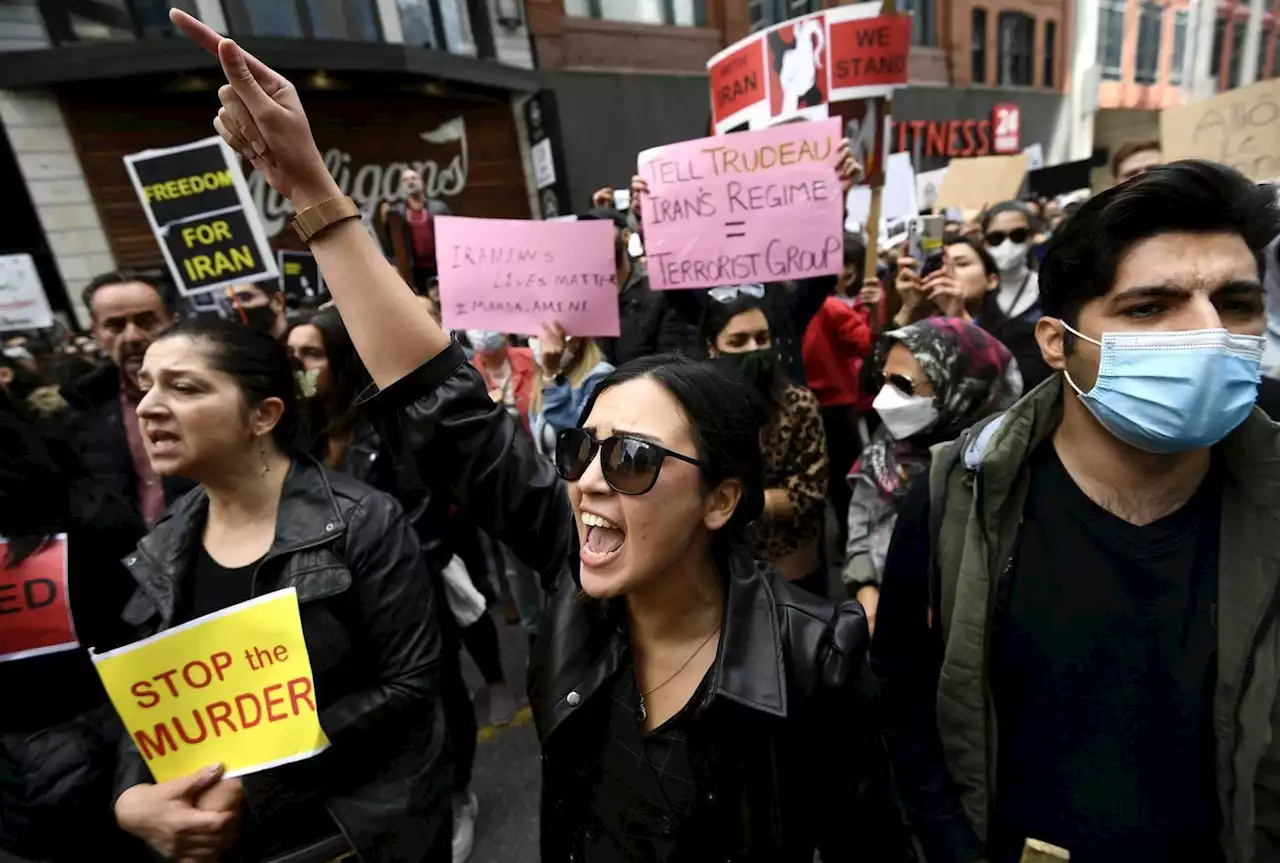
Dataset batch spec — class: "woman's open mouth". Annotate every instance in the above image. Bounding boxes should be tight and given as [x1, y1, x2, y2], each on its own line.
[581, 510, 625, 566]
[146, 428, 181, 455]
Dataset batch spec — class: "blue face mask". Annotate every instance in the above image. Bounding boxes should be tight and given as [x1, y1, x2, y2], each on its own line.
[1062, 322, 1264, 454]
[466, 329, 506, 354]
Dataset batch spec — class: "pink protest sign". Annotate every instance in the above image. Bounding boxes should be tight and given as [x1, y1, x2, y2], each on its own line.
[637, 118, 844, 291]
[436, 216, 621, 337]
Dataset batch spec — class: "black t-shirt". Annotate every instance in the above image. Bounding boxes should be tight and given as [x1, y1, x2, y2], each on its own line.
[989, 442, 1221, 863]
[583, 660, 712, 863]
[187, 545, 259, 621]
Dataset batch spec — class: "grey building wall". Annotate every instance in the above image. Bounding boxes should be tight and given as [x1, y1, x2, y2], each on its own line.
[545, 70, 710, 211]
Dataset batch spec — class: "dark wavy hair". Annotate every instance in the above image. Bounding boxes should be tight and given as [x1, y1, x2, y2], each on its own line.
[154, 317, 302, 453]
[289, 309, 374, 461]
[576, 355, 767, 551]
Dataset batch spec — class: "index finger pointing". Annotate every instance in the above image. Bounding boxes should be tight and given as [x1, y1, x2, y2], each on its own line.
[169, 9, 223, 56]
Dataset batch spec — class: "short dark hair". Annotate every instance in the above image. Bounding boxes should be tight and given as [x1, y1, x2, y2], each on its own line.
[843, 232, 867, 268]
[698, 291, 772, 355]
[82, 268, 174, 318]
[576, 355, 767, 550]
[1040, 159, 1280, 324]
[154, 317, 301, 452]
[1111, 139, 1161, 178]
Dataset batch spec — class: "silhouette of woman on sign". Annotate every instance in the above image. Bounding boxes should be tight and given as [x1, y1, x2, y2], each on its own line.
[771, 18, 825, 117]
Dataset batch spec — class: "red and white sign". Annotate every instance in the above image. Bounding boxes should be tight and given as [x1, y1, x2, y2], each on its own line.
[992, 104, 1022, 154]
[706, 1, 909, 134]
[0, 535, 78, 662]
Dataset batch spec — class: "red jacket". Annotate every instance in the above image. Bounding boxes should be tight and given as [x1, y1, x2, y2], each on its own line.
[802, 296, 875, 410]
[473, 346, 535, 439]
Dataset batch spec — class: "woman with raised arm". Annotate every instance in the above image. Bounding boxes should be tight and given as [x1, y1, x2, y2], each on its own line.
[171, 11, 871, 861]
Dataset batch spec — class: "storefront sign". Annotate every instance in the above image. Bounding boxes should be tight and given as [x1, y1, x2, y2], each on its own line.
[435, 217, 621, 336]
[125, 138, 277, 297]
[0, 254, 53, 332]
[637, 118, 843, 290]
[706, 2, 908, 134]
[91, 588, 329, 783]
[278, 250, 324, 302]
[1161, 77, 1280, 182]
[892, 105, 1022, 159]
[0, 535, 77, 663]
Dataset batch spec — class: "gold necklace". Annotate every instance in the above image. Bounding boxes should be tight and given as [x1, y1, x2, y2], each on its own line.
[637, 626, 720, 722]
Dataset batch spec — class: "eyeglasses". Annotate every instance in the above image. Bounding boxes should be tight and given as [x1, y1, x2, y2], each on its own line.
[708, 284, 766, 302]
[555, 428, 706, 495]
[985, 228, 1030, 246]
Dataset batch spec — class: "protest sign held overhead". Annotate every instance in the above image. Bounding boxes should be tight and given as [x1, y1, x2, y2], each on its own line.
[91, 588, 329, 783]
[707, 2, 909, 134]
[0, 535, 77, 663]
[935, 153, 1029, 213]
[1161, 78, 1280, 182]
[0, 254, 53, 333]
[638, 118, 844, 291]
[279, 250, 325, 303]
[436, 217, 621, 337]
[124, 137, 277, 297]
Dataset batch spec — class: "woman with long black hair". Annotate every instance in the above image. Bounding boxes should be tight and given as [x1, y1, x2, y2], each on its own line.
[171, 12, 874, 860]
[699, 286, 830, 597]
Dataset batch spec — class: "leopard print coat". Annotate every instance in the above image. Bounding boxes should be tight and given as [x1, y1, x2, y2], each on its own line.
[748, 384, 829, 563]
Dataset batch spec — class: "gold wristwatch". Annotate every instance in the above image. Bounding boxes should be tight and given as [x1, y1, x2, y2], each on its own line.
[291, 196, 360, 243]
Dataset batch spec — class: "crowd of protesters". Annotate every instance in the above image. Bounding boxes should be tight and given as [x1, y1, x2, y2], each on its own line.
[5, 8, 1280, 863]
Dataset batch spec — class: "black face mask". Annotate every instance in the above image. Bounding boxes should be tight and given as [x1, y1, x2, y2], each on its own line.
[239, 304, 278, 336]
[713, 349, 776, 394]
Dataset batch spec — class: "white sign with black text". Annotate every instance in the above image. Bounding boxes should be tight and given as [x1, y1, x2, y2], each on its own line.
[0, 254, 53, 332]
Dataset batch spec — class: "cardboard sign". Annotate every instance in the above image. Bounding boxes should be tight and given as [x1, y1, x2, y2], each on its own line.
[436, 217, 621, 337]
[124, 138, 277, 297]
[1161, 78, 1280, 182]
[278, 250, 325, 302]
[91, 588, 329, 783]
[935, 154, 1029, 212]
[638, 118, 844, 291]
[706, 2, 907, 134]
[0, 535, 77, 662]
[0, 254, 53, 333]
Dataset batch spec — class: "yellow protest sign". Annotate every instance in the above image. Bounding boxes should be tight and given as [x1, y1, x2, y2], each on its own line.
[91, 588, 329, 783]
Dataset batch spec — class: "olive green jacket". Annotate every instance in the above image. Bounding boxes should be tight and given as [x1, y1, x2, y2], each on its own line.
[928, 374, 1280, 862]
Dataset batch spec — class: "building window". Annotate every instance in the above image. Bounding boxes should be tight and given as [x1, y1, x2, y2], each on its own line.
[747, 0, 816, 31]
[900, 0, 935, 46]
[1135, 1, 1163, 84]
[397, 0, 440, 47]
[1171, 9, 1188, 85]
[1097, 0, 1125, 80]
[1230, 19, 1246, 88]
[971, 7, 987, 84]
[1043, 20, 1056, 87]
[224, 1, 384, 40]
[997, 12, 1034, 86]
[570, 0, 708, 26]
[1212, 16, 1226, 82]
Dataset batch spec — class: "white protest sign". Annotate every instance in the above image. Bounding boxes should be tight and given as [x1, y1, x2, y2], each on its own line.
[0, 254, 53, 332]
[845, 150, 918, 245]
[531, 138, 556, 190]
[916, 167, 947, 211]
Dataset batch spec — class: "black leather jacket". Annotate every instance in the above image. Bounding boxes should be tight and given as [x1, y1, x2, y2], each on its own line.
[114, 457, 452, 862]
[370, 341, 873, 862]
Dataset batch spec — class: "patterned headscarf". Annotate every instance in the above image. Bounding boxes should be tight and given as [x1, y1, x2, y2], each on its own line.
[853, 317, 1022, 501]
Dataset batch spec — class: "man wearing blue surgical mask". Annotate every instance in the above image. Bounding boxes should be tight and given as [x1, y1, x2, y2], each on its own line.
[873, 161, 1280, 863]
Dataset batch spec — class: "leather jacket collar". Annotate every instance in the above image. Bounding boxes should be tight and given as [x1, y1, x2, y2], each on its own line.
[537, 547, 788, 745]
[124, 457, 349, 627]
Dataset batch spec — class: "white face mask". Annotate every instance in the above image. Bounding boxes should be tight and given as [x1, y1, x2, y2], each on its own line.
[873, 384, 939, 440]
[988, 240, 1029, 274]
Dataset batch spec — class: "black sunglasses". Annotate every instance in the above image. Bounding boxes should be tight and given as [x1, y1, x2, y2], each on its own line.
[555, 428, 706, 496]
[985, 228, 1031, 246]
